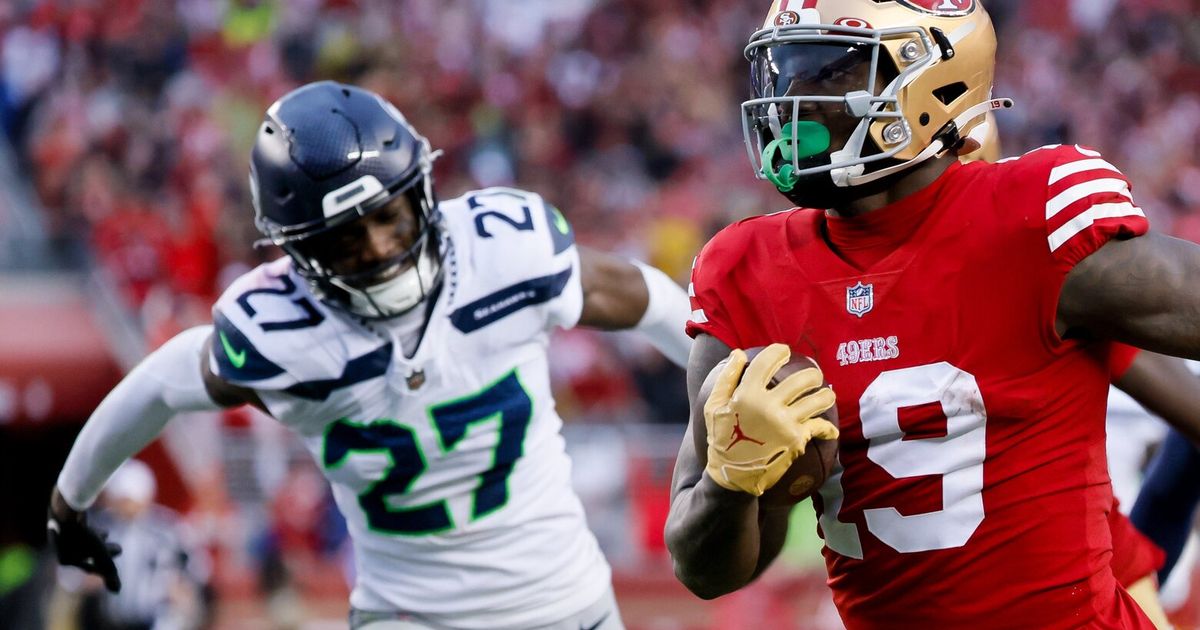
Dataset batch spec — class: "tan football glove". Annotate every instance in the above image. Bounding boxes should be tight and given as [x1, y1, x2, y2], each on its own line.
[704, 344, 839, 496]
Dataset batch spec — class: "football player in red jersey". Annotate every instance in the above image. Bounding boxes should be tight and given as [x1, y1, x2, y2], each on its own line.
[665, 0, 1200, 628]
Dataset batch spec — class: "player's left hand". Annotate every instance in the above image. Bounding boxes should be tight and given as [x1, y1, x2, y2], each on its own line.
[47, 487, 122, 593]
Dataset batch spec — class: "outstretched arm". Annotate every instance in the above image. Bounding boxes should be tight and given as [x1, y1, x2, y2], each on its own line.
[1059, 232, 1200, 357]
[576, 246, 693, 366]
[50, 326, 259, 591]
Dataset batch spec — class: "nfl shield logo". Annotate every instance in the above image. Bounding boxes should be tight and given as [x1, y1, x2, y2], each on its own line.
[846, 282, 874, 318]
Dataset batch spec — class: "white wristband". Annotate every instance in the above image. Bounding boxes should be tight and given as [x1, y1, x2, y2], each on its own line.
[632, 260, 693, 368]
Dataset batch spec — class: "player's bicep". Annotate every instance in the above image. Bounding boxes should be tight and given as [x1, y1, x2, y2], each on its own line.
[1059, 231, 1200, 358]
[200, 333, 268, 412]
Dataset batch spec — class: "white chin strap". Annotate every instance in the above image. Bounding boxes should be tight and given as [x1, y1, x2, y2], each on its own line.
[346, 246, 441, 316]
[838, 97, 1014, 187]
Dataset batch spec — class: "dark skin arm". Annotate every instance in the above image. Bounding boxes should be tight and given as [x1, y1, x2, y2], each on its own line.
[576, 246, 651, 330]
[1059, 232, 1200, 357]
[663, 333, 794, 599]
[1115, 350, 1200, 447]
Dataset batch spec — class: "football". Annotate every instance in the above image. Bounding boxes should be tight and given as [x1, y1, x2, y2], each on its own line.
[697, 346, 839, 506]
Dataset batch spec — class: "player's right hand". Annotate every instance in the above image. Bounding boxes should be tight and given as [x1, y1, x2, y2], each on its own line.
[703, 344, 839, 496]
[47, 486, 122, 593]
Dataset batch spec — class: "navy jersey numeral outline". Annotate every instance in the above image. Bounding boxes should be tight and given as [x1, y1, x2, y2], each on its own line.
[320, 369, 534, 536]
[236, 274, 325, 332]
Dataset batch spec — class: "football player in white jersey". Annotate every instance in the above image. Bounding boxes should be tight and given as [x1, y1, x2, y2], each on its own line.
[46, 81, 694, 630]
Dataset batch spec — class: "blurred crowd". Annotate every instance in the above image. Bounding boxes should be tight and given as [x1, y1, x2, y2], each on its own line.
[0, 0, 773, 427]
[991, 0, 1200, 238]
[5, 0, 1200, 417]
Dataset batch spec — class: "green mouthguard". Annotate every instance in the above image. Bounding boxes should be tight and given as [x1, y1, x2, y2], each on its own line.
[760, 121, 832, 193]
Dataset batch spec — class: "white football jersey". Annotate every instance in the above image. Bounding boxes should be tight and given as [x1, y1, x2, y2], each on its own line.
[209, 188, 610, 629]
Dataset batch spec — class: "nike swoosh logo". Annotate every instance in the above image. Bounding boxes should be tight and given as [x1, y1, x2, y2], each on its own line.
[581, 612, 610, 630]
[552, 207, 570, 235]
[219, 331, 247, 369]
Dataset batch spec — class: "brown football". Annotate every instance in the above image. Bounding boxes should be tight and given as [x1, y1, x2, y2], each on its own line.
[697, 346, 839, 507]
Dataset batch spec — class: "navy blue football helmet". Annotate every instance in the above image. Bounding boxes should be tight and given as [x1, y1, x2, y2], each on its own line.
[250, 81, 444, 319]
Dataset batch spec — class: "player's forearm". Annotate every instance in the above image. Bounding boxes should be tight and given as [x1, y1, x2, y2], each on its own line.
[665, 475, 766, 599]
[57, 327, 219, 509]
[576, 248, 693, 366]
[1116, 351, 1200, 446]
[630, 260, 692, 367]
[751, 504, 792, 579]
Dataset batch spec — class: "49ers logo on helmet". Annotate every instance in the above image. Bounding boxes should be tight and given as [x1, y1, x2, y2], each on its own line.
[894, 0, 975, 16]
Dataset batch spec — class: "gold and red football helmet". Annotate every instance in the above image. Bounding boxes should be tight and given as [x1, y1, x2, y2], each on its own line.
[742, 0, 1011, 195]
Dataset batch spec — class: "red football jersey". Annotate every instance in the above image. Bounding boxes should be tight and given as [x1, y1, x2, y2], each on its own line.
[1104, 343, 1166, 588]
[1108, 342, 1141, 380]
[688, 145, 1153, 628]
[1109, 497, 1165, 588]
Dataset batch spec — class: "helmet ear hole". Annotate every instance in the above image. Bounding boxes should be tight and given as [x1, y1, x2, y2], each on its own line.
[919, 113, 931, 126]
[933, 82, 969, 106]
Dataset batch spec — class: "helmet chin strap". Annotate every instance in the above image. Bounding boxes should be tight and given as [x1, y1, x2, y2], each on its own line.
[333, 243, 442, 318]
[841, 97, 1014, 187]
[829, 119, 873, 187]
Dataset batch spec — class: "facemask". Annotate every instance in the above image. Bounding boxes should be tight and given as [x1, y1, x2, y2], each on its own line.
[337, 241, 441, 318]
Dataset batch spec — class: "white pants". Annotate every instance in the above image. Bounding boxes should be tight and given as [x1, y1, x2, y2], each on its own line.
[351, 587, 624, 630]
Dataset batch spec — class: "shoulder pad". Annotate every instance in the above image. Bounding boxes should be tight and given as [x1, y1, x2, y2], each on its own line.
[210, 259, 392, 398]
[696, 210, 800, 275]
[995, 144, 1120, 179]
[441, 186, 574, 255]
[995, 144, 1145, 262]
[440, 188, 581, 334]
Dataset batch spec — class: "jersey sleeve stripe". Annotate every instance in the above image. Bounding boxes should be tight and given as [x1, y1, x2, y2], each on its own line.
[1047, 203, 1146, 252]
[1046, 178, 1132, 220]
[1048, 159, 1124, 186]
[687, 282, 696, 297]
[690, 308, 709, 324]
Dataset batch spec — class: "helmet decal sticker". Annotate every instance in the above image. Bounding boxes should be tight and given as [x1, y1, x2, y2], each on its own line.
[834, 17, 873, 29]
[894, 0, 976, 17]
[775, 11, 801, 26]
[774, 0, 821, 26]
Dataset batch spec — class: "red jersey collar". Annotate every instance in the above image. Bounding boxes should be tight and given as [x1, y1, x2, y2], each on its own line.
[823, 161, 962, 255]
